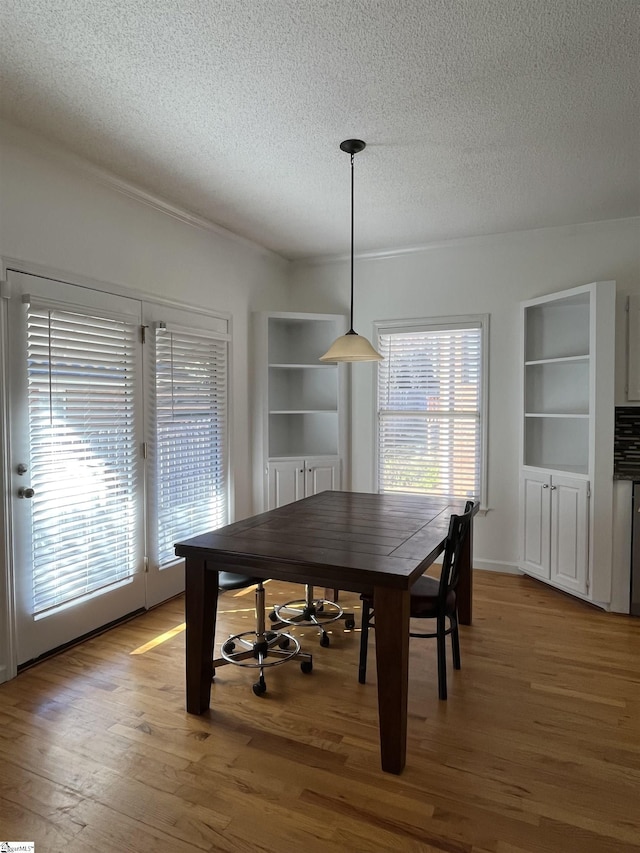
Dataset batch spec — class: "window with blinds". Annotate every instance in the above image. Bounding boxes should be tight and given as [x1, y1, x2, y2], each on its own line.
[152, 325, 228, 567]
[26, 304, 140, 616]
[376, 317, 487, 503]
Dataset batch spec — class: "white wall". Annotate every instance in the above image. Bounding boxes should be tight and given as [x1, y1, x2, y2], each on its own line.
[288, 218, 640, 574]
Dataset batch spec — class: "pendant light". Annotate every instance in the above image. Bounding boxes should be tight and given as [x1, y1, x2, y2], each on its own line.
[319, 139, 383, 363]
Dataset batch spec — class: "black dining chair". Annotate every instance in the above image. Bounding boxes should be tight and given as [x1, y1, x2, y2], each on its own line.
[212, 572, 313, 696]
[358, 500, 476, 700]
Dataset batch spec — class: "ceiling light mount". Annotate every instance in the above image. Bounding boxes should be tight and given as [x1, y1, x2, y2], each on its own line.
[319, 139, 382, 363]
[339, 139, 366, 156]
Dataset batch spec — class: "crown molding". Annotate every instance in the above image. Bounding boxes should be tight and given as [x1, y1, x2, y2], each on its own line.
[293, 216, 640, 267]
[0, 120, 286, 264]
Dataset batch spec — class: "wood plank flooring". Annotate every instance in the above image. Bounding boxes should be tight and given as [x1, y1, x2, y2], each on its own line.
[1, 571, 639, 852]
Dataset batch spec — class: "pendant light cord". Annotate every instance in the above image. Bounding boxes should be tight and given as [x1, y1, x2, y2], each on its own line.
[349, 151, 355, 333]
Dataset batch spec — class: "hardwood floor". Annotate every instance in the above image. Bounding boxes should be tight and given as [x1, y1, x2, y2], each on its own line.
[1, 571, 639, 852]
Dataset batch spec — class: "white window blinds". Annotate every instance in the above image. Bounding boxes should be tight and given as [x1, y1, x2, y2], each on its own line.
[377, 321, 485, 502]
[152, 325, 228, 567]
[26, 304, 140, 615]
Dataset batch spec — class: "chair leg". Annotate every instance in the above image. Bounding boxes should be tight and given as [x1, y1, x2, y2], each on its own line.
[358, 599, 371, 684]
[451, 611, 461, 671]
[436, 614, 447, 700]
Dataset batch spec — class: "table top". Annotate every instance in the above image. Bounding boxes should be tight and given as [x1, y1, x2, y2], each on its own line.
[174, 490, 468, 595]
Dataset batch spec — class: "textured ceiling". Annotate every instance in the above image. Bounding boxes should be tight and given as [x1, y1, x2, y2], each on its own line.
[1, 1, 639, 260]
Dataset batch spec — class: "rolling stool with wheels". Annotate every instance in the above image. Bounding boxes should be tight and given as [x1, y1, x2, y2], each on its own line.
[212, 572, 313, 696]
[269, 584, 356, 647]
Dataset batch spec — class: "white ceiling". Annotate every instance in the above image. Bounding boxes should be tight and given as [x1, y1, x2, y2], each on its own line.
[1, 1, 639, 260]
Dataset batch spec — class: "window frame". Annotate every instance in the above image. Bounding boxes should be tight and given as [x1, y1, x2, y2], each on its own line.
[373, 313, 489, 509]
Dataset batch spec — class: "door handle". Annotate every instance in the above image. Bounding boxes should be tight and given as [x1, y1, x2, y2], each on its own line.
[18, 487, 35, 499]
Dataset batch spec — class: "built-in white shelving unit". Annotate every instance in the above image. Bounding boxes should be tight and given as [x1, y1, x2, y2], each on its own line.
[523, 291, 592, 474]
[253, 312, 347, 512]
[519, 281, 616, 604]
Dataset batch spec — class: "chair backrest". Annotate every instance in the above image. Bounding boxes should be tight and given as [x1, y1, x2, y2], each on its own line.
[437, 500, 476, 602]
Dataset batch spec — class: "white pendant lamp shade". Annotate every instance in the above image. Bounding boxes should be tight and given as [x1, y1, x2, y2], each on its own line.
[320, 139, 383, 363]
[319, 330, 383, 362]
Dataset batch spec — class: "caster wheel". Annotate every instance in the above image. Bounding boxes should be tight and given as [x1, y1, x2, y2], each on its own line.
[269, 610, 278, 623]
[279, 636, 291, 649]
[222, 640, 236, 654]
[301, 660, 313, 674]
[320, 634, 330, 648]
[344, 618, 356, 630]
[252, 678, 267, 696]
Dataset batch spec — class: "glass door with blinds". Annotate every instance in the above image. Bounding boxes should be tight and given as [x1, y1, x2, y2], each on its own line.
[142, 303, 230, 607]
[6, 272, 231, 666]
[8, 271, 147, 664]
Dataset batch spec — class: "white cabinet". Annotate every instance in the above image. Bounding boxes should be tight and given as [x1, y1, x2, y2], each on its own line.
[520, 471, 589, 594]
[267, 457, 341, 509]
[253, 312, 347, 512]
[520, 471, 552, 579]
[519, 281, 615, 605]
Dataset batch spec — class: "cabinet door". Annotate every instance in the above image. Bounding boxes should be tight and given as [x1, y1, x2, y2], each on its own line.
[520, 471, 551, 579]
[304, 457, 341, 497]
[550, 475, 589, 594]
[267, 460, 305, 509]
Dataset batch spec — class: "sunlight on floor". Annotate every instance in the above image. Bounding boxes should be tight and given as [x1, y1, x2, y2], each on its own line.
[129, 584, 271, 654]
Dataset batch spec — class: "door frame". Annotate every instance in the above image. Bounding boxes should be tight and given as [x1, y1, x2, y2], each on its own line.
[0, 255, 232, 681]
[0, 274, 17, 682]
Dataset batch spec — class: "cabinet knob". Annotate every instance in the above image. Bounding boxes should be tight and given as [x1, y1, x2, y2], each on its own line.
[542, 483, 549, 488]
[550, 485, 557, 490]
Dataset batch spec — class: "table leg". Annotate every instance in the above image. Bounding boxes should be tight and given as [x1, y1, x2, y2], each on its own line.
[457, 515, 474, 626]
[185, 557, 218, 714]
[373, 585, 410, 774]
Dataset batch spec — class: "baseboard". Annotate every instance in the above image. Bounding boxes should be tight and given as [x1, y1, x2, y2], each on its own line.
[473, 559, 523, 575]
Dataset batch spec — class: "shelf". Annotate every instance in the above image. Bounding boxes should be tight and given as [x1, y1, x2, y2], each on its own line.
[525, 358, 589, 416]
[524, 414, 589, 472]
[523, 463, 589, 476]
[525, 355, 589, 366]
[525, 413, 589, 418]
[267, 316, 345, 364]
[269, 363, 338, 412]
[524, 293, 590, 362]
[268, 411, 339, 458]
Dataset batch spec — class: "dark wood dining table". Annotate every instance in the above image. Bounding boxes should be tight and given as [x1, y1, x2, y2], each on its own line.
[174, 490, 475, 774]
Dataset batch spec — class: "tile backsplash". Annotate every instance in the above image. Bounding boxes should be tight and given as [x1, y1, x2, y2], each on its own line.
[614, 407, 640, 479]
